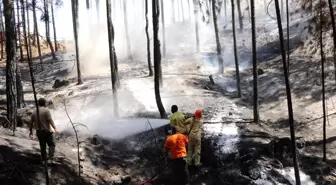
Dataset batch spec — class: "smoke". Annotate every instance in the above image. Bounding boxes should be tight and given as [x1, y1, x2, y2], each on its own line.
[36, 0, 300, 139]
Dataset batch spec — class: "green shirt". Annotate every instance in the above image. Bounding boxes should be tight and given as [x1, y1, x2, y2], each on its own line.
[170, 112, 186, 133]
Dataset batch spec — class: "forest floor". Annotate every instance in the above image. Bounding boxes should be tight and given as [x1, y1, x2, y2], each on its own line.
[1, 9, 336, 185]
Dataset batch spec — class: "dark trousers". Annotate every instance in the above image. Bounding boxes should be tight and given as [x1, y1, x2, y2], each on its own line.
[171, 157, 190, 185]
[36, 130, 55, 160]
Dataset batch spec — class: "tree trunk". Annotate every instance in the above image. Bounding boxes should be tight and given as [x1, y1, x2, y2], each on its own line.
[152, 0, 167, 119]
[25, 9, 50, 183]
[106, 0, 119, 117]
[15, 1, 23, 109]
[123, 0, 132, 60]
[171, 0, 175, 23]
[212, 0, 223, 74]
[86, 0, 90, 9]
[320, 0, 327, 162]
[180, 0, 184, 21]
[32, 22, 36, 46]
[274, 0, 301, 184]
[224, 0, 227, 21]
[43, 0, 56, 59]
[237, 0, 243, 31]
[246, 0, 250, 22]
[281, 0, 284, 19]
[145, 0, 153, 76]
[193, 0, 200, 52]
[51, 0, 58, 51]
[4, 0, 18, 134]
[16, 61, 24, 108]
[71, 0, 83, 84]
[231, 0, 241, 97]
[0, 6, 4, 59]
[160, 0, 166, 57]
[251, 0, 259, 123]
[16, 0, 23, 60]
[187, 0, 191, 18]
[32, 0, 43, 67]
[286, 0, 289, 74]
[96, 0, 100, 22]
[26, 0, 33, 59]
[327, 0, 336, 82]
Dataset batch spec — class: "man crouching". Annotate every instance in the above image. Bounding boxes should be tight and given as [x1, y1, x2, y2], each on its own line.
[164, 127, 190, 185]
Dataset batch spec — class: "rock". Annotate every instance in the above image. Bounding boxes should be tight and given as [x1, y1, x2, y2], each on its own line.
[296, 138, 305, 149]
[121, 175, 131, 183]
[229, 112, 233, 116]
[91, 134, 100, 145]
[52, 79, 70, 88]
[249, 168, 261, 180]
[257, 68, 264, 75]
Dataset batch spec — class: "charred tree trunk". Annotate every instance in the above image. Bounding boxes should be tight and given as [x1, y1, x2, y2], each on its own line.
[51, 0, 57, 51]
[286, 0, 289, 74]
[106, 0, 119, 117]
[4, 0, 18, 134]
[71, 0, 83, 84]
[246, 0, 250, 22]
[16, 61, 24, 108]
[16, 0, 23, 60]
[32, 0, 43, 66]
[237, 0, 243, 31]
[320, 0, 327, 162]
[145, 0, 153, 76]
[275, 0, 301, 183]
[212, 0, 224, 74]
[193, 0, 200, 52]
[251, 0, 259, 123]
[281, 0, 284, 19]
[15, 0, 24, 108]
[25, 10, 50, 183]
[32, 22, 36, 46]
[231, 0, 241, 97]
[123, 0, 132, 60]
[327, 0, 336, 82]
[27, 0, 32, 59]
[0, 5, 4, 59]
[152, 0, 167, 118]
[160, 0, 166, 57]
[86, 0, 90, 9]
[43, 0, 56, 59]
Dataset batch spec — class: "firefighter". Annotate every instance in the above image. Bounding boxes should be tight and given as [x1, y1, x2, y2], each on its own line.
[164, 127, 190, 185]
[185, 109, 203, 167]
[169, 105, 187, 134]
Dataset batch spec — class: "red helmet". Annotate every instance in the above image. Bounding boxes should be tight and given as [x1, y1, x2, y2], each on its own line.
[194, 109, 202, 119]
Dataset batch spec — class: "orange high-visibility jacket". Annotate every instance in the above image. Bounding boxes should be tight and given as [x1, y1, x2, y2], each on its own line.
[164, 133, 188, 159]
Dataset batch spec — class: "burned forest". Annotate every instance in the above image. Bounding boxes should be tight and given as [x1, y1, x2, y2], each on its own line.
[0, 0, 336, 185]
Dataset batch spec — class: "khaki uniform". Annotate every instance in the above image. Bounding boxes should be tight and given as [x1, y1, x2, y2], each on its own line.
[170, 112, 187, 134]
[31, 107, 55, 160]
[185, 117, 203, 166]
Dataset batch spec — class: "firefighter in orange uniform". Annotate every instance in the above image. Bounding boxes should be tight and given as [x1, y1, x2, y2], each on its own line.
[164, 127, 190, 185]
